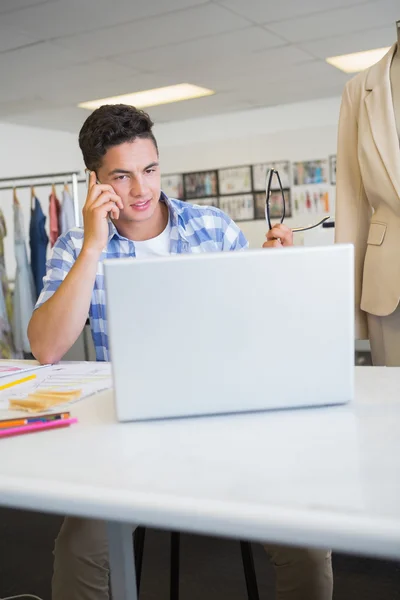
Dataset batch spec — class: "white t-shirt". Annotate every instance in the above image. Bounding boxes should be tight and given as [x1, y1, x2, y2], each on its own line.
[134, 221, 171, 258]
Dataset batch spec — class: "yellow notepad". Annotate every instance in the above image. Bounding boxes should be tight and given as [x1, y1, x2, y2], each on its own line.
[9, 389, 82, 412]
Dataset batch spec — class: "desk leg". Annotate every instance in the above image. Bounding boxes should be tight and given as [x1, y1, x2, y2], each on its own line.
[107, 521, 138, 600]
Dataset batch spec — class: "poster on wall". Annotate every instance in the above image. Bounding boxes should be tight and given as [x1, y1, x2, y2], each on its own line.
[252, 161, 291, 191]
[218, 166, 252, 195]
[254, 190, 292, 221]
[293, 160, 328, 185]
[219, 194, 254, 222]
[187, 197, 218, 207]
[183, 170, 218, 199]
[161, 174, 184, 199]
[292, 186, 330, 215]
[329, 155, 336, 185]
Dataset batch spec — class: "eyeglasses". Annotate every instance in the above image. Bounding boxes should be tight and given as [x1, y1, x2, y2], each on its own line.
[265, 169, 330, 232]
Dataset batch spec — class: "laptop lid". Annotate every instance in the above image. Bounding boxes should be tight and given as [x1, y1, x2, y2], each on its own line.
[104, 245, 354, 421]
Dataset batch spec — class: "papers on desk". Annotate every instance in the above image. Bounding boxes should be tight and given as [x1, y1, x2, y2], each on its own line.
[0, 362, 50, 378]
[0, 362, 112, 414]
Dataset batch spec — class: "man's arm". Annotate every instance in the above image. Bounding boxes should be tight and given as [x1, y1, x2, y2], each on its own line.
[28, 245, 100, 364]
[219, 211, 249, 251]
[219, 209, 293, 251]
[28, 171, 123, 364]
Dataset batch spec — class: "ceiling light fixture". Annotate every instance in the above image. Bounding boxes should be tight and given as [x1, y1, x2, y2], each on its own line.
[326, 47, 390, 73]
[78, 83, 215, 110]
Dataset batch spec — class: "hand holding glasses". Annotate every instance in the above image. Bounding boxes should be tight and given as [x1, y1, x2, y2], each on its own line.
[265, 169, 330, 232]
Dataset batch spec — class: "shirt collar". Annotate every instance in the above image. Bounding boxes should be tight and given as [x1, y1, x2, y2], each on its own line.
[107, 192, 187, 243]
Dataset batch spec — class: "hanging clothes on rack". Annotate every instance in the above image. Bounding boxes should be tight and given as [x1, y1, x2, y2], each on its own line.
[49, 185, 61, 246]
[0, 172, 81, 231]
[60, 184, 76, 234]
[13, 192, 36, 355]
[30, 193, 49, 299]
[0, 208, 16, 358]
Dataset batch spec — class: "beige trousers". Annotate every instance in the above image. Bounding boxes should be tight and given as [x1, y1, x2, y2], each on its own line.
[368, 306, 400, 366]
[52, 517, 332, 600]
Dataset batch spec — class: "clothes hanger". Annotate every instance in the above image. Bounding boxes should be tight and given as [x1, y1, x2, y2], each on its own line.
[31, 185, 36, 210]
[12, 186, 19, 206]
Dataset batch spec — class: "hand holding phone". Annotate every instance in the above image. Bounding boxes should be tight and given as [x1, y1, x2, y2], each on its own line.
[82, 171, 123, 255]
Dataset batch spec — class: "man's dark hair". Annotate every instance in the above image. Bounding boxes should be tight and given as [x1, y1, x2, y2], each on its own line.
[78, 104, 158, 171]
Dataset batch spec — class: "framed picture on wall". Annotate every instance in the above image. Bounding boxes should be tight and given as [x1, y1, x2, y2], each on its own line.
[218, 165, 252, 195]
[161, 174, 184, 199]
[252, 161, 291, 191]
[187, 197, 219, 207]
[293, 160, 328, 185]
[218, 194, 254, 222]
[329, 155, 336, 185]
[183, 170, 218, 199]
[254, 189, 292, 220]
[292, 187, 330, 215]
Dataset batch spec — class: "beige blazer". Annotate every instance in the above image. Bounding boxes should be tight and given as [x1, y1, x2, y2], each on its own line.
[335, 44, 400, 339]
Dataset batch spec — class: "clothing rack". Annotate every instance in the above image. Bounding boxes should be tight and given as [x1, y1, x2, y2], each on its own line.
[0, 171, 85, 227]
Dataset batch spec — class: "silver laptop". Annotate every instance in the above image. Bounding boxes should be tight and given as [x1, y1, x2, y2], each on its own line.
[104, 245, 354, 421]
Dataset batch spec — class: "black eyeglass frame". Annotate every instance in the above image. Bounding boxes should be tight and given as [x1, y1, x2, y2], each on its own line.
[265, 168, 330, 233]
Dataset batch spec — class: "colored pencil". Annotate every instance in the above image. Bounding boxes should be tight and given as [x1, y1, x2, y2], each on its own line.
[0, 374, 36, 391]
[0, 417, 78, 439]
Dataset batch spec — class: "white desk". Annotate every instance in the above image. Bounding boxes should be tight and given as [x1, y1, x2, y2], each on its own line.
[0, 366, 399, 599]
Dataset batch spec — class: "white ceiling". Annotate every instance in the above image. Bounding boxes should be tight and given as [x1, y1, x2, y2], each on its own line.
[0, 0, 397, 132]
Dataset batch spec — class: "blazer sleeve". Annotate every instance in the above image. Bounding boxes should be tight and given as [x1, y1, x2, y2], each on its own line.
[335, 80, 372, 340]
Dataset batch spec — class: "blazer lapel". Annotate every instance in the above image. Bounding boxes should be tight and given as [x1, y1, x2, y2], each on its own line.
[365, 45, 400, 200]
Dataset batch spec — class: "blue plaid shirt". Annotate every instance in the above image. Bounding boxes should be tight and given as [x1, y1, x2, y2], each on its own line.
[36, 195, 249, 361]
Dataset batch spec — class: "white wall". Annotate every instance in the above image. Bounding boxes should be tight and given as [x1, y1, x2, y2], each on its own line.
[0, 122, 82, 179]
[155, 96, 341, 158]
[0, 95, 342, 277]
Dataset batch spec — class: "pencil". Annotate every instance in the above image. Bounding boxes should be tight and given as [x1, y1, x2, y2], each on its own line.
[0, 411, 71, 429]
[0, 417, 78, 439]
[0, 374, 36, 392]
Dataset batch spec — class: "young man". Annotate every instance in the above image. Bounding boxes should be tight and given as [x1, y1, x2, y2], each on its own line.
[28, 105, 332, 600]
